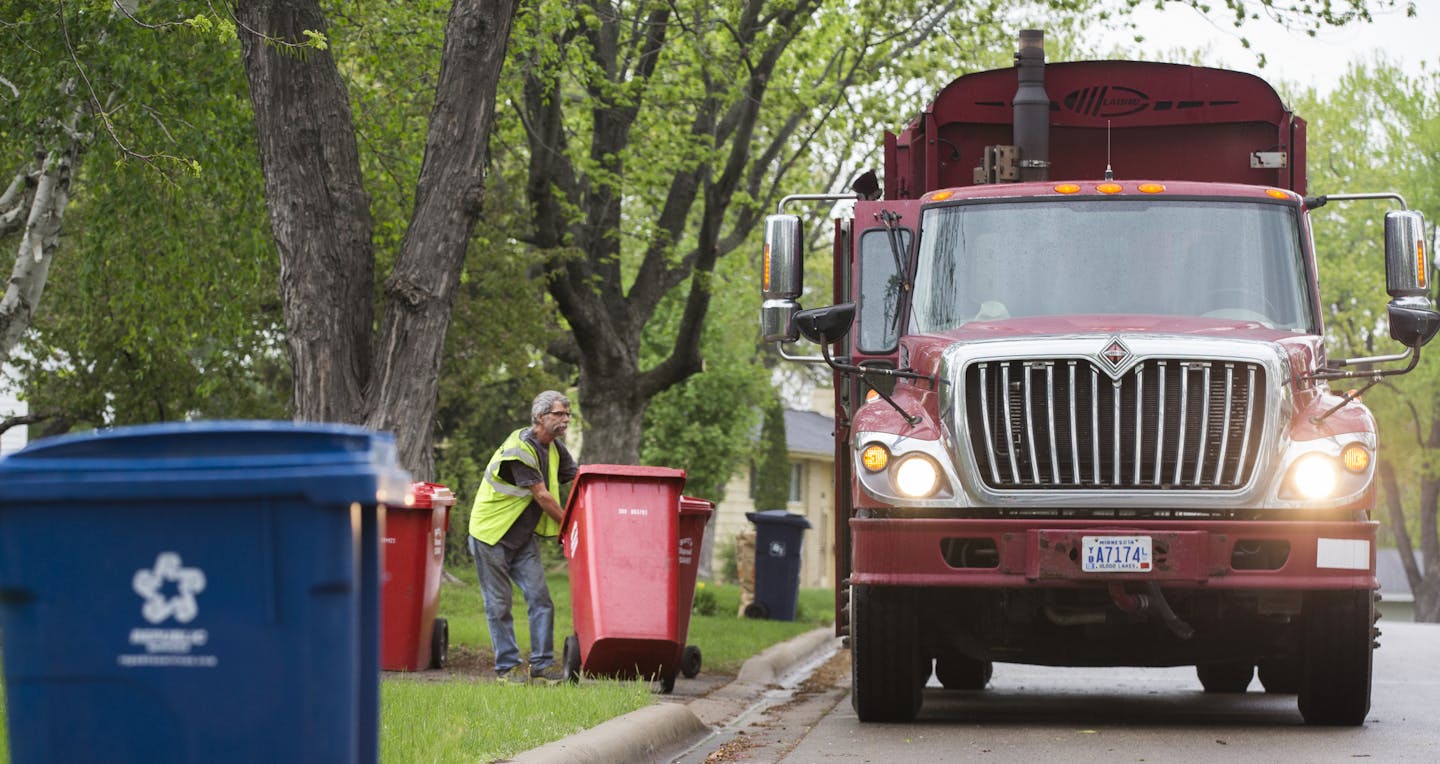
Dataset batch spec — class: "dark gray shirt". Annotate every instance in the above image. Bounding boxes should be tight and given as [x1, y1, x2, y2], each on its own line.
[496, 429, 577, 550]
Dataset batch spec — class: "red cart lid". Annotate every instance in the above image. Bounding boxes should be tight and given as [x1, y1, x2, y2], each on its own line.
[408, 481, 456, 509]
[560, 464, 687, 539]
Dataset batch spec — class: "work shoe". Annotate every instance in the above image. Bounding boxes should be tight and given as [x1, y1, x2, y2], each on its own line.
[495, 668, 528, 685]
[529, 663, 567, 685]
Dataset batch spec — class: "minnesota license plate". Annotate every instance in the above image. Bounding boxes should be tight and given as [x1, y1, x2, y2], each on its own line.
[1082, 535, 1153, 572]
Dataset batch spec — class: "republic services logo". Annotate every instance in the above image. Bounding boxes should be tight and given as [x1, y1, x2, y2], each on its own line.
[133, 552, 207, 624]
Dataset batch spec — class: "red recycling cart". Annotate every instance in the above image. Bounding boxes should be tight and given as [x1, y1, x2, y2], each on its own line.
[560, 465, 713, 692]
[380, 481, 455, 671]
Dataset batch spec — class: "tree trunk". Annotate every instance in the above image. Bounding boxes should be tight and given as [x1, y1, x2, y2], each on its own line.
[577, 370, 649, 466]
[236, 0, 516, 480]
[1, 140, 80, 359]
[365, 0, 518, 479]
[235, 0, 376, 426]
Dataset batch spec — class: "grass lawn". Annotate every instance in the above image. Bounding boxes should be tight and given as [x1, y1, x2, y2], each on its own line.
[1, 562, 833, 762]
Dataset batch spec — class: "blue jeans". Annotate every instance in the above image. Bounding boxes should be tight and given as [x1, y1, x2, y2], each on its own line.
[468, 534, 555, 674]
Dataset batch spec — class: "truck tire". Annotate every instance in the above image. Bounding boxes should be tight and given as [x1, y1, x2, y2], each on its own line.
[935, 654, 993, 690]
[850, 584, 924, 722]
[1258, 658, 1301, 694]
[1196, 660, 1253, 693]
[1298, 589, 1374, 726]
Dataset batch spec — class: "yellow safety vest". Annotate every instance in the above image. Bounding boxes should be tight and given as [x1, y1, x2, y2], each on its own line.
[468, 428, 562, 544]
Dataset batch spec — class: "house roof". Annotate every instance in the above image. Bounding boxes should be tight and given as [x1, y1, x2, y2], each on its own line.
[784, 409, 834, 458]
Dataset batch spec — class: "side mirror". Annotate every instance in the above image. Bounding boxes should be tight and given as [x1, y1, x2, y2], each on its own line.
[794, 303, 856, 346]
[1384, 210, 1440, 348]
[761, 214, 803, 343]
[1384, 210, 1428, 299]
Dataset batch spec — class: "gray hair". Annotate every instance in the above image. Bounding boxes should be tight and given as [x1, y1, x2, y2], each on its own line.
[531, 390, 570, 424]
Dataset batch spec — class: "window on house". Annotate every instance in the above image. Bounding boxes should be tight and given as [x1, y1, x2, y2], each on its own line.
[750, 461, 805, 504]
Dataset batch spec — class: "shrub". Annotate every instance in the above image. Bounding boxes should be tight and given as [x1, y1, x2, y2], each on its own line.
[692, 581, 718, 616]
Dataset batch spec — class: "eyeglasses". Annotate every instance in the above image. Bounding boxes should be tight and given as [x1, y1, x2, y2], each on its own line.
[544, 411, 572, 419]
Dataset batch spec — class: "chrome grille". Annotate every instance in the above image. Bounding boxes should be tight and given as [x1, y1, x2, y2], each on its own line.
[965, 358, 1264, 490]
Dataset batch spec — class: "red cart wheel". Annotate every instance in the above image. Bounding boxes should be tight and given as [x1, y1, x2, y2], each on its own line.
[562, 634, 581, 683]
[429, 618, 448, 669]
[680, 645, 702, 678]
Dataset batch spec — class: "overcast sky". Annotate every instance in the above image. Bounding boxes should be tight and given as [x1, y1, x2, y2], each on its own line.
[1094, 0, 1436, 94]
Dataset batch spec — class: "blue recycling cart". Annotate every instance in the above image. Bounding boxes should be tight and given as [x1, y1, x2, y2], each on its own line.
[0, 421, 411, 763]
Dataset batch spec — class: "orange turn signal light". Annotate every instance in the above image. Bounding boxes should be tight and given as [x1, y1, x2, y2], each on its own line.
[1341, 443, 1371, 474]
[861, 444, 889, 472]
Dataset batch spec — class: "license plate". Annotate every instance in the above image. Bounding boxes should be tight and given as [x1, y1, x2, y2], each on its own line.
[1082, 535, 1153, 572]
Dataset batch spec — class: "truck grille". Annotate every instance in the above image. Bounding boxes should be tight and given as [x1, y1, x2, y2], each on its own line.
[964, 358, 1264, 490]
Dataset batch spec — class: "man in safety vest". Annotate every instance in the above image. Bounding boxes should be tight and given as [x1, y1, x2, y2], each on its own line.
[468, 390, 578, 684]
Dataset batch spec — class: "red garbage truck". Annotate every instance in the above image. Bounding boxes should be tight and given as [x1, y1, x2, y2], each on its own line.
[760, 30, 1438, 726]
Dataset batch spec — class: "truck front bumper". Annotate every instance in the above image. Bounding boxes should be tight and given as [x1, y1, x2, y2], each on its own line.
[849, 517, 1377, 590]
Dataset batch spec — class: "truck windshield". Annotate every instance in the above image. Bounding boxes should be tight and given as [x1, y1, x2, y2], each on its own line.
[910, 198, 1314, 333]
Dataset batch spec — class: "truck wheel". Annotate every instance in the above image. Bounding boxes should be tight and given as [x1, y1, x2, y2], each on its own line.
[935, 654, 993, 690]
[429, 618, 449, 670]
[1258, 658, 1301, 694]
[681, 645, 703, 678]
[1298, 590, 1374, 726]
[562, 634, 582, 683]
[1196, 660, 1253, 693]
[850, 584, 923, 722]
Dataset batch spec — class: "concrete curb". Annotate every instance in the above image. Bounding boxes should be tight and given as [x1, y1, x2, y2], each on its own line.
[734, 627, 837, 686]
[510, 627, 837, 764]
[511, 703, 709, 764]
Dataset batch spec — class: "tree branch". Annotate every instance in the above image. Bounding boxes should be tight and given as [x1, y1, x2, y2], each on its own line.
[0, 412, 46, 440]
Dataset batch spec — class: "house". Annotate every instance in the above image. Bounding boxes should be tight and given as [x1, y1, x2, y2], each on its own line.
[710, 398, 836, 591]
[0, 369, 26, 456]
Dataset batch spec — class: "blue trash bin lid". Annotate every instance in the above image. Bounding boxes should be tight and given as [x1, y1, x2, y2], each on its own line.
[0, 420, 412, 506]
[744, 509, 812, 528]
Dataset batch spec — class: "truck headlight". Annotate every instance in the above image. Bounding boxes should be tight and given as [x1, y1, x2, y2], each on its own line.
[1288, 453, 1339, 500]
[895, 455, 941, 498]
[1279, 442, 1372, 502]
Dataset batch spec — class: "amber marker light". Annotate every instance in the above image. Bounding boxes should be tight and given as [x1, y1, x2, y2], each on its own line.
[1096, 182, 1123, 194]
[864, 389, 880, 403]
[861, 444, 889, 472]
[1054, 183, 1081, 194]
[1265, 188, 1291, 200]
[1418, 240, 1428, 288]
[762, 244, 771, 291]
[931, 191, 954, 201]
[1341, 443, 1371, 474]
[1138, 183, 1165, 194]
